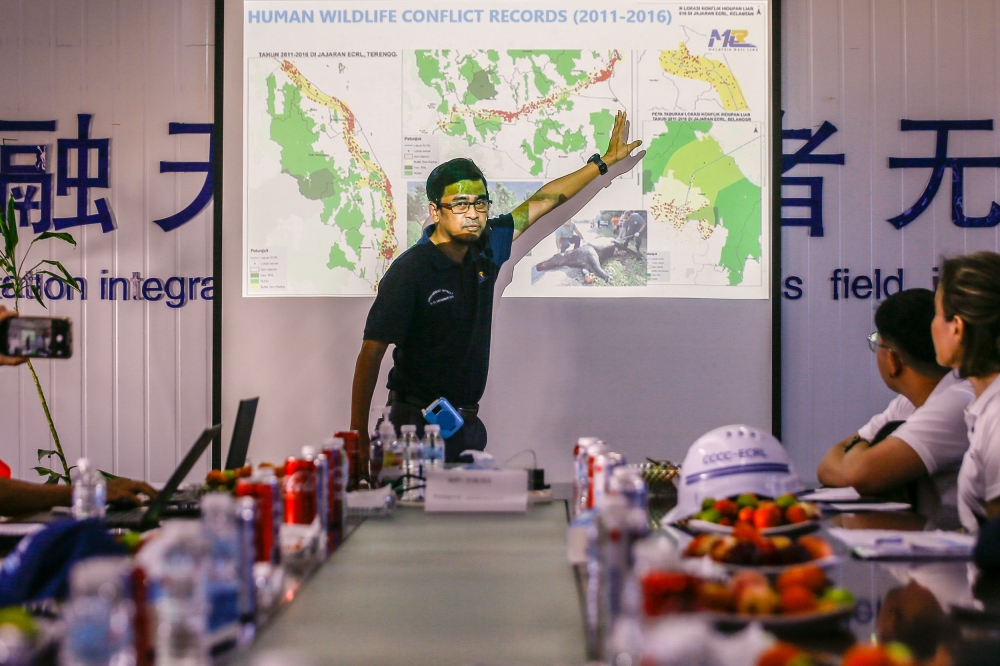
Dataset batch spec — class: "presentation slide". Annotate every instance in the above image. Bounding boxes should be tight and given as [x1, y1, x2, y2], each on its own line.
[243, 1, 772, 298]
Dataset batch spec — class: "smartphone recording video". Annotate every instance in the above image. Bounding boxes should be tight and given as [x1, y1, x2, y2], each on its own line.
[0, 316, 72, 359]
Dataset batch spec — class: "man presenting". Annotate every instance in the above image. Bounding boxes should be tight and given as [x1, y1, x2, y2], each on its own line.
[351, 111, 641, 464]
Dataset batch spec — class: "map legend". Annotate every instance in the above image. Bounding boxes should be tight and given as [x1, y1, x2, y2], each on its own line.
[248, 247, 287, 293]
[402, 135, 439, 178]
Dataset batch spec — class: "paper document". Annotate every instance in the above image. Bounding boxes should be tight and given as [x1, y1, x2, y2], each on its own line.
[799, 487, 862, 502]
[0, 523, 45, 537]
[828, 528, 975, 559]
[827, 502, 911, 512]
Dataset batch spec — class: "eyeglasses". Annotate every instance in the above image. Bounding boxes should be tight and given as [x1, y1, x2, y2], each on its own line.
[868, 331, 892, 353]
[436, 198, 491, 214]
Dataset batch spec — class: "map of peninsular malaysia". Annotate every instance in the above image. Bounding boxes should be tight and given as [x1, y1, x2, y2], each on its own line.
[246, 57, 401, 296]
[243, 37, 766, 296]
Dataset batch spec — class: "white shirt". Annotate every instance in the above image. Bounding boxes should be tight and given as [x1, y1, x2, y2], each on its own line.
[858, 372, 975, 528]
[957, 375, 1000, 533]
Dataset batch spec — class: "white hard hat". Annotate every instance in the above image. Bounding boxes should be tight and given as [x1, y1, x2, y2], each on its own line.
[664, 424, 803, 523]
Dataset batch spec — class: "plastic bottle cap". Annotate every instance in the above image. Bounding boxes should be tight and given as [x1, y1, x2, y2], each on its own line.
[70, 556, 130, 597]
[577, 437, 599, 446]
[302, 445, 317, 458]
[425, 424, 441, 434]
[76, 457, 91, 471]
[382, 407, 392, 420]
[201, 492, 234, 514]
[401, 425, 417, 434]
[329, 437, 345, 449]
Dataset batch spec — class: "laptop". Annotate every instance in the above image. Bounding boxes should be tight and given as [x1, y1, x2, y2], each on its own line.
[104, 425, 221, 531]
[224, 397, 258, 470]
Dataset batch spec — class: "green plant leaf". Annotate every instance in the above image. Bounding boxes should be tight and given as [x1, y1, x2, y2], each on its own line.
[99, 470, 120, 481]
[34, 231, 77, 247]
[38, 261, 80, 291]
[37, 449, 57, 460]
[30, 283, 46, 309]
[32, 465, 54, 477]
[3, 196, 17, 263]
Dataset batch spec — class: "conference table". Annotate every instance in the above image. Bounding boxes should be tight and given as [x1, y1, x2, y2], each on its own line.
[243, 486, 1000, 665]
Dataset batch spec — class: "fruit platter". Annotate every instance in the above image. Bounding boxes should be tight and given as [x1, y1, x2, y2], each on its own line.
[641, 563, 854, 632]
[684, 522, 839, 573]
[203, 465, 254, 492]
[683, 493, 822, 536]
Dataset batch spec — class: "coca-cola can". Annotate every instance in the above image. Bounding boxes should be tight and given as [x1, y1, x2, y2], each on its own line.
[283, 456, 317, 525]
[236, 473, 282, 565]
[322, 438, 348, 530]
[334, 430, 360, 488]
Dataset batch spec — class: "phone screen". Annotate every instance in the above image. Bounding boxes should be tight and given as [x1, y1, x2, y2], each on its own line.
[4, 317, 72, 358]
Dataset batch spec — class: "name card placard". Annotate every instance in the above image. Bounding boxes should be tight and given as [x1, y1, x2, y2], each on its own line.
[424, 468, 528, 513]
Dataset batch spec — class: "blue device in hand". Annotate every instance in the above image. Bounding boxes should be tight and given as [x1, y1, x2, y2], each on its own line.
[422, 398, 464, 439]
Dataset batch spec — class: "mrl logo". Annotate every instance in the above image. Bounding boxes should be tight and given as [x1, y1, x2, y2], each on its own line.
[709, 29, 755, 48]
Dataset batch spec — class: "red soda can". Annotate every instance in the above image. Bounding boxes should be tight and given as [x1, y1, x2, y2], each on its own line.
[283, 456, 317, 524]
[322, 437, 348, 530]
[236, 473, 282, 564]
[334, 430, 360, 488]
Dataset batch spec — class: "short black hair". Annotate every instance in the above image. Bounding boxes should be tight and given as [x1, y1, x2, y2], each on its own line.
[875, 288, 948, 377]
[425, 158, 487, 204]
[940, 252, 1000, 379]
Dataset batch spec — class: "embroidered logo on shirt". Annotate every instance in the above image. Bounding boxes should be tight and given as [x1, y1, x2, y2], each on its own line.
[428, 289, 455, 305]
[478, 271, 486, 283]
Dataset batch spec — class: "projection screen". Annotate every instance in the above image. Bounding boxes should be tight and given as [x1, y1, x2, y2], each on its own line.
[223, 0, 779, 479]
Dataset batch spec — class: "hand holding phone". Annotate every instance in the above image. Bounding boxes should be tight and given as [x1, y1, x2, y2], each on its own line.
[0, 307, 25, 365]
[0, 309, 72, 360]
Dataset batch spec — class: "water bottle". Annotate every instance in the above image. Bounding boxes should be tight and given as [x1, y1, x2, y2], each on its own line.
[62, 557, 135, 666]
[424, 424, 444, 470]
[72, 458, 107, 521]
[399, 425, 423, 500]
[380, 419, 403, 482]
[201, 494, 241, 640]
[369, 408, 393, 483]
[156, 520, 209, 666]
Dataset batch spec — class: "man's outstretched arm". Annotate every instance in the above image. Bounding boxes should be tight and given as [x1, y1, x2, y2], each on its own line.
[511, 110, 642, 239]
[349, 339, 390, 475]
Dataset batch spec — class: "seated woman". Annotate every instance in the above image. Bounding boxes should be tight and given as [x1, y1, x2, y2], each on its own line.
[817, 289, 973, 528]
[931, 252, 1000, 533]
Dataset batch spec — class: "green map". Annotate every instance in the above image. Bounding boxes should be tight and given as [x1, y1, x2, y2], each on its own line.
[643, 120, 762, 287]
[404, 49, 626, 179]
[246, 58, 397, 295]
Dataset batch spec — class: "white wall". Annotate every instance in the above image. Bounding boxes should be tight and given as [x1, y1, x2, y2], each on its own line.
[781, 0, 1000, 484]
[0, 0, 215, 484]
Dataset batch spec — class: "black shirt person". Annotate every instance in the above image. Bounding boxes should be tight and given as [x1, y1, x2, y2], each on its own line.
[350, 111, 642, 465]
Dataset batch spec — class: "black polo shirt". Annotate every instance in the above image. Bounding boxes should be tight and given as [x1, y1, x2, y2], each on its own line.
[363, 214, 515, 407]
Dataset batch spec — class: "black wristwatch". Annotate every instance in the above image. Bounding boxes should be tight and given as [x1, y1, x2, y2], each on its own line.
[588, 153, 608, 175]
[843, 434, 868, 453]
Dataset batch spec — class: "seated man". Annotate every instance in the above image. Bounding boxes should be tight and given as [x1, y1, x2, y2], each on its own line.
[817, 288, 974, 528]
[0, 306, 156, 516]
